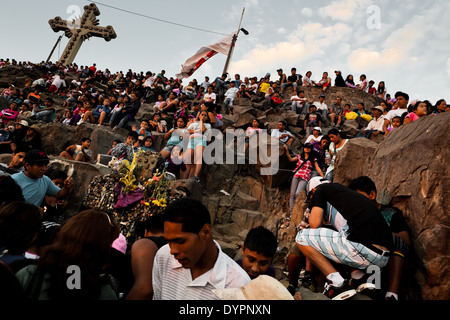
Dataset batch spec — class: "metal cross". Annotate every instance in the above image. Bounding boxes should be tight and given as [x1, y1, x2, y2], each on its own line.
[48, 3, 117, 65]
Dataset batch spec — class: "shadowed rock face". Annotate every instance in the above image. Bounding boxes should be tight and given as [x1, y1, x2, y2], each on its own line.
[367, 112, 450, 300]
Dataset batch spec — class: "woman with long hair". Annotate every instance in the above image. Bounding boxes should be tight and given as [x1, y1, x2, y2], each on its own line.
[160, 117, 188, 159]
[182, 110, 211, 182]
[284, 143, 324, 220]
[15, 209, 120, 300]
[432, 99, 446, 115]
[325, 128, 348, 182]
[376, 81, 387, 99]
[345, 75, 356, 88]
[244, 118, 262, 153]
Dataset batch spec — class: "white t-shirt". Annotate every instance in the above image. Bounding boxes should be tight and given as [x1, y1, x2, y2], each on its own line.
[204, 92, 216, 104]
[290, 95, 307, 108]
[314, 101, 328, 111]
[248, 83, 258, 93]
[51, 76, 66, 89]
[152, 241, 250, 300]
[366, 115, 385, 132]
[225, 87, 239, 100]
[271, 129, 294, 144]
[384, 108, 408, 125]
[305, 134, 323, 144]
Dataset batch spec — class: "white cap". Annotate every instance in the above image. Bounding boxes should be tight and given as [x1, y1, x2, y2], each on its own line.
[306, 176, 330, 194]
[212, 275, 294, 300]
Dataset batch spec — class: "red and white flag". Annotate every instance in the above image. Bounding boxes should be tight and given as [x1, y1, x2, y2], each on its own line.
[176, 33, 234, 80]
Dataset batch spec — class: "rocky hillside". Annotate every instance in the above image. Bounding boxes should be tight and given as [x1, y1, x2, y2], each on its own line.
[1, 65, 448, 300]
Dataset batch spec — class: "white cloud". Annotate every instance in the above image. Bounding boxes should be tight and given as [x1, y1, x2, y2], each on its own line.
[229, 41, 310, 77]
[447, 58, 450, 76]
[318, 0, 371, 21]
[301, 7, 313, 17]
[228, 20, 353, 78]
[277, 28, 286, 34]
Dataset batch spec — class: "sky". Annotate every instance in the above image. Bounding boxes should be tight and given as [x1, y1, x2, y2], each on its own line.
[1, 0, 449, 104]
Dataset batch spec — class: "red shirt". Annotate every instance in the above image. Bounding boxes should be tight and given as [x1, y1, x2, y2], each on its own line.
[293, 155, 316, 181]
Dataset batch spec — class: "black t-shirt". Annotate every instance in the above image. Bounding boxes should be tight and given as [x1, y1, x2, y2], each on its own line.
[288, 74, 302, 83]
[305, 112, 322, 127]
[311, 183, 393, 251]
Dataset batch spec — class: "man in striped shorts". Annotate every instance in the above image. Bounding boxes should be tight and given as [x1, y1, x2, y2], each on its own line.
[348, 176, 411, 301]
[296, 177, 394, 300]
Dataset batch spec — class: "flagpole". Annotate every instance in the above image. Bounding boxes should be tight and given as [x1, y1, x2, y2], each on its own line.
[222, 7, 245, 76]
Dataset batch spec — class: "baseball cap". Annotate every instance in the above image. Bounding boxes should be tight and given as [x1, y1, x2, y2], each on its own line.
[25, 149, 50, 165]
[372, 106, 384, 112]
[319, 94, 325, 98]
[306, 176, 330, 194]
[313, 126, 322, 133]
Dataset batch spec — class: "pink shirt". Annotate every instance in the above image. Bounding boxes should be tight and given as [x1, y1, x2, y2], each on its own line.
[406, 112, 419, 122]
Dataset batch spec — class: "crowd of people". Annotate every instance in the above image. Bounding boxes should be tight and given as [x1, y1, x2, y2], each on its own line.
[0, 58, 447, 301]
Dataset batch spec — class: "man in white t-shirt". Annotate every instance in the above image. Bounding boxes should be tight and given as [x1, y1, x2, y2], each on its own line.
[223, 82, 239, 114]
[357, 106, 385, 139]
[290, 90, 308, 115]
[48, 74, 66, 93]
[152, 198, 250, 300]
[314, 94, 328, 118]
[383, 91, 409, 136]
[271, 120, 295, 146]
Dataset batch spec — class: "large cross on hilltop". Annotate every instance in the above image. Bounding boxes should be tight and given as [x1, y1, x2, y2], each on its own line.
[48, 3, 117, 66]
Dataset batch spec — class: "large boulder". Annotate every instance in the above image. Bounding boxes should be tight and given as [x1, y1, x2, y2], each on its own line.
[32, 122, 129, 159]
[46, 157, 114, 217]
[0, 65, 46, 89]
[333, 137, 379, 186]
[368, 112, 450, 300]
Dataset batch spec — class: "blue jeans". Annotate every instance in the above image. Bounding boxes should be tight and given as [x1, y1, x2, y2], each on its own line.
[224, 98, 234, 112]
[356, 130, 378, 139]
[282, 82, 298, 91]
[289, 177, 308, 215]
[214, 78, 227, 96]
[35, 110, 54, 123]
[292, 102, 309, 115]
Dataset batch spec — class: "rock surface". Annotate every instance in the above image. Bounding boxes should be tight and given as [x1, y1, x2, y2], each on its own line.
[1, 65, 448, 300]
[367, 112, 450, 300]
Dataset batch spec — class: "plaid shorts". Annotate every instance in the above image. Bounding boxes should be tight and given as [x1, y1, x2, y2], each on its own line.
[296, 228, 390, 270]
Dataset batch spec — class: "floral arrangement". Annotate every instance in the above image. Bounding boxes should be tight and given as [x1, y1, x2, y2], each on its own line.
[85, 149, 190, 243]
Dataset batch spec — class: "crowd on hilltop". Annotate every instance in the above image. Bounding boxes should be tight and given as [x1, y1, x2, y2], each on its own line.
[0, 57, 447, 302]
